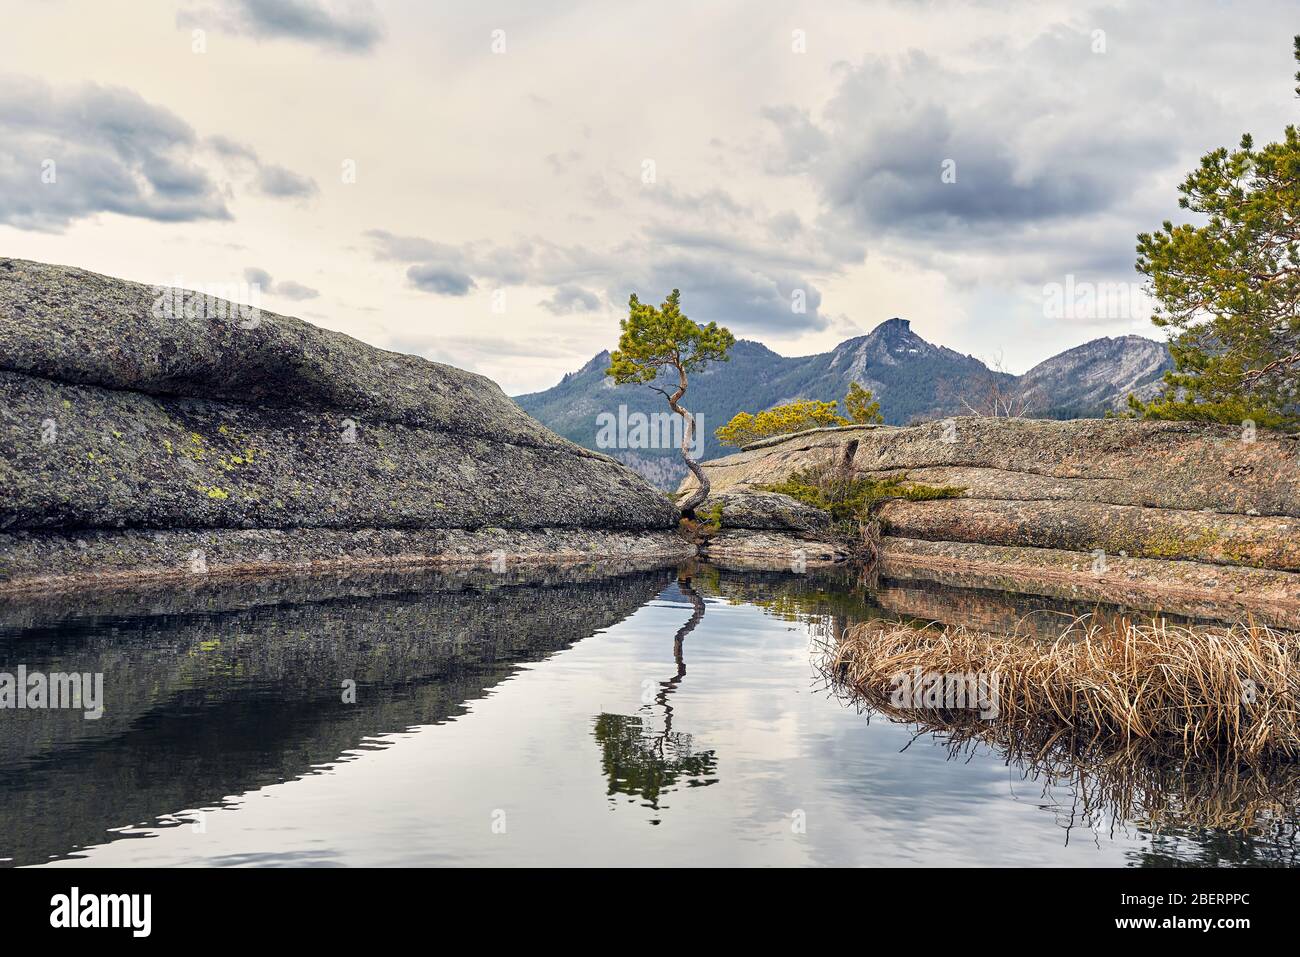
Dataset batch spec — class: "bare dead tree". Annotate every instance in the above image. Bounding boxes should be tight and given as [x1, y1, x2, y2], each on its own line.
[961, 353, 1034, 418]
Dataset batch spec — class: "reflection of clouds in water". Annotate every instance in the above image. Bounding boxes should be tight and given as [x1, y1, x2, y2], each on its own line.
[12, 561, 1295, 866]
[699, 565, 1300, 865]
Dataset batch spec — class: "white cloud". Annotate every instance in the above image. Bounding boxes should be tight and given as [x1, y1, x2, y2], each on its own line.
[0, 0, 1295, 388]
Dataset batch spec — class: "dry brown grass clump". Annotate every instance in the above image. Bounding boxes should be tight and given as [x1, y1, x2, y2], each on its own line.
[825, 616, 1300, 759]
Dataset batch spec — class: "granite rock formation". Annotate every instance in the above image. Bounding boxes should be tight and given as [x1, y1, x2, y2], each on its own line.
[681, 418, 1300, 626]
[0, 258, 690, 593]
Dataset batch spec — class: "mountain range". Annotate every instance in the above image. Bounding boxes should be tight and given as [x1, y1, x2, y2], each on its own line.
[513, 318, 1171, 487]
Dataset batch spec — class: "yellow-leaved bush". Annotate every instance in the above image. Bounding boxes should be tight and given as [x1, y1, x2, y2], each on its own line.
[715, 399, 846, 447]
[715, 383, 884, 448]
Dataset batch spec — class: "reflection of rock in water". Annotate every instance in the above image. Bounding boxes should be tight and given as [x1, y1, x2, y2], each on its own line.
[872, 578, 1209, 638]
[592, 575, 719, 822]
[698, 563, 1215, 640]
[0, 564, 671, 867]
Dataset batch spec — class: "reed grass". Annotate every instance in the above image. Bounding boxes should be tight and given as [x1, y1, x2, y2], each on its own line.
[824, 616, 1300, 759]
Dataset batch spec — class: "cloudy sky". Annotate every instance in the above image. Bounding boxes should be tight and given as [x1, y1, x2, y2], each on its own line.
[1, 0, 1295, 394]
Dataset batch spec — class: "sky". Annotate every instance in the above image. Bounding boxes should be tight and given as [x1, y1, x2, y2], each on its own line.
[1, 0, 1295, 394]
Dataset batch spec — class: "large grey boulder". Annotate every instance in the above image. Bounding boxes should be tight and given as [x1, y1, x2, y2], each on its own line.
[0, 258, 688, 592]
[696, 490, 831, 534]
[0, 258, 557, 445]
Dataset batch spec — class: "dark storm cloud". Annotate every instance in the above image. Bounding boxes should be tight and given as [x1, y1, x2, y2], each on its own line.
[761, 30, 1214, 260]
[0, 76, 230, 231]
[180, 0, 384, 53]
[815, 103, 1114, 230]
[751, 9, 1300, 296]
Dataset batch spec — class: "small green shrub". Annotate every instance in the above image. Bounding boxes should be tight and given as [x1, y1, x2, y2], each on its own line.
[761, 464, 962, 523]
[696, 500, 724, 532]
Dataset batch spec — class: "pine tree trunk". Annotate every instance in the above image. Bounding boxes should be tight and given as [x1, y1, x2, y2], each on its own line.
[668, 366, 709, 516]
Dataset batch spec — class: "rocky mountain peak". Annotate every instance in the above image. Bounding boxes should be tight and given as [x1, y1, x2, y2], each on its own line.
[875, 316, 911, 334]
[829, 318, 933, 374]
[1020, 334, 1171, 412]
[571, 349, 611, 379]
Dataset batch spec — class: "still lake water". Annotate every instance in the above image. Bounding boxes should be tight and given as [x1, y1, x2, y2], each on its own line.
[1, 563, 1295, 867]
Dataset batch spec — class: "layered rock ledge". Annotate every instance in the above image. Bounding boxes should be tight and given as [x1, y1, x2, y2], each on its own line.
[696, 489, 843, 569]
[0, 258, 691, 594]
[682, 418, 1300, 627]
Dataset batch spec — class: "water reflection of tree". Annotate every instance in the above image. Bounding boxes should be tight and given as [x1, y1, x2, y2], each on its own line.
[592, 575, 719, 820]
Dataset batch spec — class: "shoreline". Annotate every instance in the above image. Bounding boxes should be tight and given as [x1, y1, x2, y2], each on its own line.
[0, 527, 696, 599]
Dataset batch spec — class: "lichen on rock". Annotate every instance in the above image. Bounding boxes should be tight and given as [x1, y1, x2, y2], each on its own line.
[0, 258, 690, 593]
